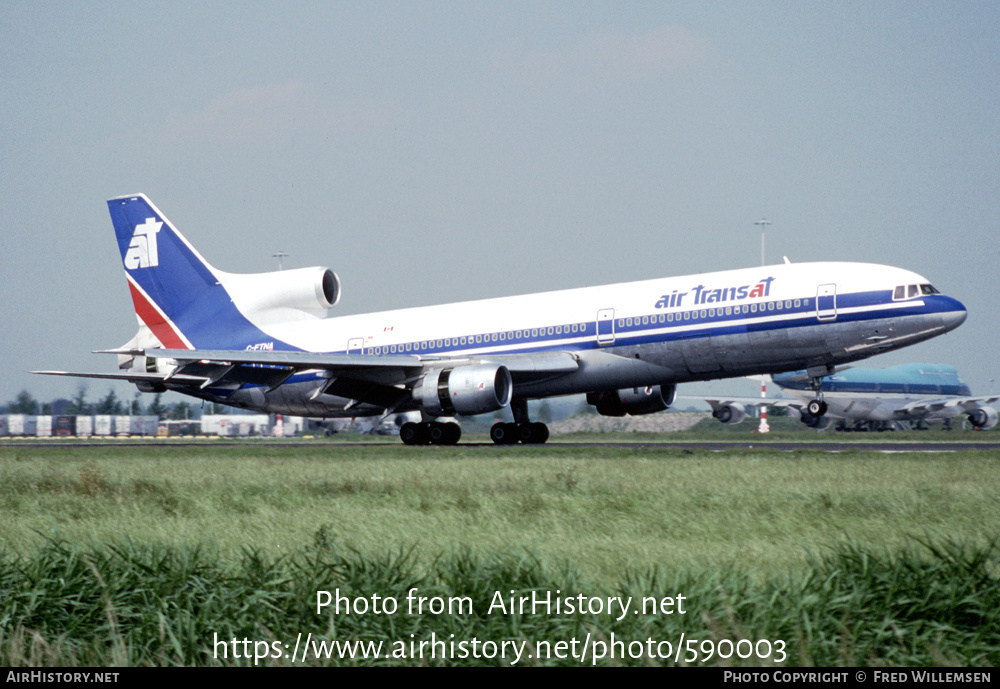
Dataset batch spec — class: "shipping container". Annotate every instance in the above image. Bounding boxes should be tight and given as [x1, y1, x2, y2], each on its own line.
[94, 415, 113, 436]
[76, 415, 93, 436]
[7, 415, 37, 436]
[54, 415, 76, 436]
[114, 415, 132, 436]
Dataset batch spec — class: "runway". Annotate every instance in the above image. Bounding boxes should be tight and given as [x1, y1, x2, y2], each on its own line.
[4, 439, 1000, 453]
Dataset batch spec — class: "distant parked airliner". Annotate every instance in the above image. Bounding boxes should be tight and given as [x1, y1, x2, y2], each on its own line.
[35, 194, 967, 444]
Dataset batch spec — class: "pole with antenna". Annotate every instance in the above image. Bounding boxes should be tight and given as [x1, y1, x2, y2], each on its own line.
[754, 218, 771, 434]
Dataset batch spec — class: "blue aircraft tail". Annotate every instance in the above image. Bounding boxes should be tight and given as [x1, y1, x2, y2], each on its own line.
[107, 194, 261, 349]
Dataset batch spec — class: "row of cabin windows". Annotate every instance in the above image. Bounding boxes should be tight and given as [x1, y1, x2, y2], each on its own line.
[365, 297, 815, 355]
[617, 298, 809, 328]
[370, 323, 591, 354]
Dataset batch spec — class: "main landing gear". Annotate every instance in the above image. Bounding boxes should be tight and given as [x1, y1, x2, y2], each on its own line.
[805, 372, 828, 418]
[399, 421, 462, 445]
[490, 397, 550, 445]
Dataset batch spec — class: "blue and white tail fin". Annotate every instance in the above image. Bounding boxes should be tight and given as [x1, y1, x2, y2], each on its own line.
[108, 194, 266, 350]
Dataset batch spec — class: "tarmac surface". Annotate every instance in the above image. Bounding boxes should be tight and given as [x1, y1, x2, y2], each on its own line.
[4, 439, 1000, 452]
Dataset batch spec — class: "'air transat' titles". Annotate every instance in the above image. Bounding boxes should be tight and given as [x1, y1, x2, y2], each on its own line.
[655, 277, 776, 309]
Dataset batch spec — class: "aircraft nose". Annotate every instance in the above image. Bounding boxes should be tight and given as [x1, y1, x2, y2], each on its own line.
[939, 296, 967, 333]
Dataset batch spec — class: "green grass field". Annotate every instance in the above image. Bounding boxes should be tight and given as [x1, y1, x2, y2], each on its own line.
[1, 439, 997, 665]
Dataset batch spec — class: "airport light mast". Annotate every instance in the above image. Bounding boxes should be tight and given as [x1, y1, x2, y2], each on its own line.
[754, 218, 771, 434]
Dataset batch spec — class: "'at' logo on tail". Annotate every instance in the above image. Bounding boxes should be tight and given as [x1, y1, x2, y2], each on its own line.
[124, 218, 163, 269]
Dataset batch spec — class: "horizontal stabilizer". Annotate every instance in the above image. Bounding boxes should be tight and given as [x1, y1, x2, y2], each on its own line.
[31, 370, 208, 386]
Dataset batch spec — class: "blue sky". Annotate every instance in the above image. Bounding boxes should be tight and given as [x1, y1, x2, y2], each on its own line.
[3, 1, 999, 405]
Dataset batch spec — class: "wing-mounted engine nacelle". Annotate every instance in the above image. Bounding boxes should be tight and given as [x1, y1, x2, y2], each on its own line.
[225, 266, 341, 313]
[800, 411, 833, 430]
[711, 403, 746, 425]
[415, 364, 513, 416]
[968, 407, 998, 430]
[587, 384, 677, 417]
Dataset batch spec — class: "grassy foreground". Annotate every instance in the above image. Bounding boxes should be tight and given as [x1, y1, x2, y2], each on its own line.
[0, 443, 997, 665]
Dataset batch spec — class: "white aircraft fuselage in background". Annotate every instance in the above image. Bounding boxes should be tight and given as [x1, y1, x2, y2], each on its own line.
[35, 194, 968, 444]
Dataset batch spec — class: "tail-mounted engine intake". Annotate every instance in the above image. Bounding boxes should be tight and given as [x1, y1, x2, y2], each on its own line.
[968, 407, 998, 430]
[224, 266, 341, 313]
[587, 384, 677, 417]
[415, 364, 513, 416]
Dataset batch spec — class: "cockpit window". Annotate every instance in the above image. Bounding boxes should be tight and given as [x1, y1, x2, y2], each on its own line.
[894, 283, 939, 300]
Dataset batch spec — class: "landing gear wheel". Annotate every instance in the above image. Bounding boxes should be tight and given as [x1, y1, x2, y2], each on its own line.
[490, 422, 518, 445]
[435, 422, 461, 445]
[527, 422, 549, 444]
[517, 423, 535, 444]
[400, 422, 426, 445]
[807, 399, 828, 417]
[513, 422, 549, 444]
[404, 421, 462, 445]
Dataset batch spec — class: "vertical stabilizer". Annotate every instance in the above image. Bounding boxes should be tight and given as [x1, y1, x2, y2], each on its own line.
[107, 194, 262, 349]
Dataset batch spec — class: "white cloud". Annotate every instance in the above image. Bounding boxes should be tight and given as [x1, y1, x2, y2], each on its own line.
[160, 80, 313, 146]
[491, 25, 708, 89]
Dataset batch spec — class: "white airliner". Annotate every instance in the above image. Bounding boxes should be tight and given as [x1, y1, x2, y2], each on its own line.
[35, 194, 968, 444]
[702, 363, 998, 431]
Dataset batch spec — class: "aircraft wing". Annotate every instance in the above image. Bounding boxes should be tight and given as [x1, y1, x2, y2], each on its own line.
[897, 395, 1000, 417]
[145, 348, 580, 382]
[40, 348, 580, 405]
[678, 395, 803, 412]
[36, 348, 582, 413]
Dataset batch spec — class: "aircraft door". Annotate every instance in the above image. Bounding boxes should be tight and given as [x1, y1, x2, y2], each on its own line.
[816, 284, 837, 321]
[596, 309, 615, 346]
[348, 337, 364, 354]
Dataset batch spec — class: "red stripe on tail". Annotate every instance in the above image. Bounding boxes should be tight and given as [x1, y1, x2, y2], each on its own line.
[127, 279, 190, 349]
